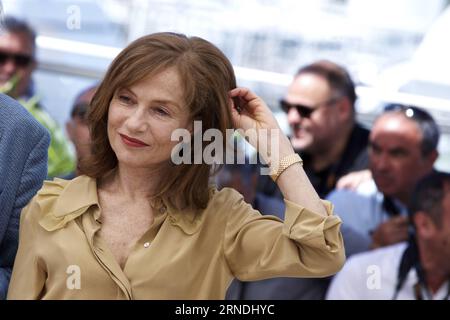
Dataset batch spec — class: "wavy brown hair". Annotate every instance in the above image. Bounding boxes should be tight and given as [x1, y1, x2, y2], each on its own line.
[81, 32, 236, 210]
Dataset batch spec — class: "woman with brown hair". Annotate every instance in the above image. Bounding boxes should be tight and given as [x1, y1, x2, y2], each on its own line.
[8, 32, 344, 299]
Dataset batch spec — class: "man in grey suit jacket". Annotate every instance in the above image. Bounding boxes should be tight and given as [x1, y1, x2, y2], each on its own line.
[0, 93, 49, 299]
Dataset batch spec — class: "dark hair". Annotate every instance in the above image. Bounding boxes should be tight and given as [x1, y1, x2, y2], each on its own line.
[409, 171, 450, 226]
[383, 104, 440, 156]
[82, 32, 236, 210]
[70, 85, 98, 119]
[1, 16, 36, 53]
[296, 60, 356, 108]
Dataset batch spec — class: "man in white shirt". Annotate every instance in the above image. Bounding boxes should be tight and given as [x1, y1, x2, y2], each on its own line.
[327, 171, 450, 300]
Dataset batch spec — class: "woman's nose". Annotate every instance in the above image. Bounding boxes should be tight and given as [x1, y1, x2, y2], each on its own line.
[125, 108, 147, 132]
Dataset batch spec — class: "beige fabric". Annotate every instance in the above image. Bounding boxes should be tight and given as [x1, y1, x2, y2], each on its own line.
[8, 175, 345, 299]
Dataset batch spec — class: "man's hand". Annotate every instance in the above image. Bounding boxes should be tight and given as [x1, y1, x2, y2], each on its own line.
[370, 216, 409, 249]
[336, 169, 372, 191]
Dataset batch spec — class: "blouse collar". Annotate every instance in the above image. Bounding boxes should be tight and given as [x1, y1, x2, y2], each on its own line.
[38, 175, 205, 235]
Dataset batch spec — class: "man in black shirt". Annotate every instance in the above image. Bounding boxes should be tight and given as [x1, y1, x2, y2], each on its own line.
[259, 60, 369, 198]
[242, 60, 369, 300]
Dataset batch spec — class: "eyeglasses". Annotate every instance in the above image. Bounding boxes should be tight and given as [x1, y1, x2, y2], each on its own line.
[383, 104, 434, 122]
[0, 51, 33, 68]
[280, 96, 341, 118]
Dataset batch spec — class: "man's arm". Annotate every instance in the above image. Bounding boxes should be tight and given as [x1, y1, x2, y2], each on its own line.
[0, 131, 49, 299]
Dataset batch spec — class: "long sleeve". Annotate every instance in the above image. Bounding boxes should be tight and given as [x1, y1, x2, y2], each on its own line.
[0, 268, 11, 300]
[222, 189, 345, 281]
[0, 94, 50, 299]
[7, 197, 47, 300]
[0, 132, 48, 298]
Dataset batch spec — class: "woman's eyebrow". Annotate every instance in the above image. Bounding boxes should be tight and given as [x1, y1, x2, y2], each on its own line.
[118, 87, 182, 110]
[152, 99, 181, 110]
[118, 87, 137, 98]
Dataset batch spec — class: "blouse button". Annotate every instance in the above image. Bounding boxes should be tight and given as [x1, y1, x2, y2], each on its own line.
[143, 242, 150, 248]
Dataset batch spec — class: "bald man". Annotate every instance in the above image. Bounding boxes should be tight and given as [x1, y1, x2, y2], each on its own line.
[327, 104, 439, 249]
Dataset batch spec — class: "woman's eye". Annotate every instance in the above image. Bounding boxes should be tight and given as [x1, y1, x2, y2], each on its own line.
[118, 95, 133, 104]
[154, 107, 169, 116]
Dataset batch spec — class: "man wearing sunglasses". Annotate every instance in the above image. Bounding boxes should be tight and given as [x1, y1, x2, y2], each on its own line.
[0, 16, 75, 178]
[259, 60, 369, 199]
[252, 60, 371, 300]
[0, 21, 35, 99]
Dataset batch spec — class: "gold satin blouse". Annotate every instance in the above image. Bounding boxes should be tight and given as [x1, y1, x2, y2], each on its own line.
[8, 175, 344, 299]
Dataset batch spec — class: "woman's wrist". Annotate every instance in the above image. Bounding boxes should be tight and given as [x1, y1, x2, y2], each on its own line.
[270, 153, 303, 182]
[267, 135, 295, 166]
[265, 135, 299, 181]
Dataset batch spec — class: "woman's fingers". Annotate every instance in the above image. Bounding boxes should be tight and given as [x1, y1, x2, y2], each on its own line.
[228, 97, 241, 126]
[229, 87, 263, 111]
[228, 87, 281, 134]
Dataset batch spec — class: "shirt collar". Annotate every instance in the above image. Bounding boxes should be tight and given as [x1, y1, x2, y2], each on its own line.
[52, 175, 99, 217]
[38, 175, 206, 235]
[38, 176, 99, 231]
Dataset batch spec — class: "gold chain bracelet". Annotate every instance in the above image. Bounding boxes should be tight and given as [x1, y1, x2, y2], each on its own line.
[269, 153, 303, 182]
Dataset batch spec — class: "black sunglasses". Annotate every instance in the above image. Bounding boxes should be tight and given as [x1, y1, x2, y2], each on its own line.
[280, 96, 341, 118]
[0, 51, 33, 68]
[383, 103, 434, 121]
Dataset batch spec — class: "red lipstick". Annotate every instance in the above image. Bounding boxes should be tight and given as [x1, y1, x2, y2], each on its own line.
[119, 134, 149, 148]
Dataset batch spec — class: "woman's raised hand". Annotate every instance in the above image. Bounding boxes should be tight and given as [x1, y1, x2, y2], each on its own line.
[228, 87, 280, 133]
[228, 87, 293, 165]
